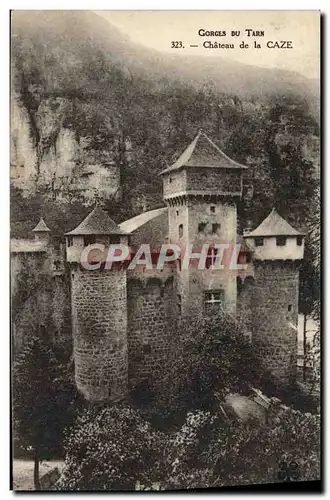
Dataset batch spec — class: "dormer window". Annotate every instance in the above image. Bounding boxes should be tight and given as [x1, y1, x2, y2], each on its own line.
[297, 236, 303, 246]
[276, 236, 287, 246]
[255, 237, 264, 247]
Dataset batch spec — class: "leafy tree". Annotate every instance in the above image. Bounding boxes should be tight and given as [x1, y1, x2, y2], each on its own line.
[57, 405, 166, 491]
[12, 336, 77, 489]
[146, 312, 264, 425]
[56, 403, 320, 491]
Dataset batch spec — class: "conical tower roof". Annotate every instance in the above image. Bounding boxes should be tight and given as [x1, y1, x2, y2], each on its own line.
[32, 217, 51, 233]
[245, 209, 304, 238]
[160, 130, 248, 175]
[65, 206, 129, 236]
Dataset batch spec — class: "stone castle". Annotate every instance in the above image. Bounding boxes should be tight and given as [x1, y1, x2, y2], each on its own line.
[11, 131, 305, 403]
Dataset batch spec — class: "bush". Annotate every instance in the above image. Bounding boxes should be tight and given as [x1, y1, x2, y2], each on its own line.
[57, 404, 167, 491]
[56, 403, 320, 491]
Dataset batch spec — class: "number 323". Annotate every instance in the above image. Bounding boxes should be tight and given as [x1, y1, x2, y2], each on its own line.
[171, 41, 184, 48]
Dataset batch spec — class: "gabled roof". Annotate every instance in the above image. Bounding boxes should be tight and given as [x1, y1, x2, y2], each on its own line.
[160, 130, 248, 175]
[32, 217, 51, 232]
[119, 207, 168, 233]
[65, 206, 129, 236]
[245, 209, 304, 238]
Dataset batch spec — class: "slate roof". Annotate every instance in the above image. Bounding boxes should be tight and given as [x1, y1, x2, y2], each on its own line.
[245, 209, 304, 238]
[160, 130, 248, 175]
[32, 218, 51, 233]
[119, 207, 168, 233]
[66, 206, 129, 236]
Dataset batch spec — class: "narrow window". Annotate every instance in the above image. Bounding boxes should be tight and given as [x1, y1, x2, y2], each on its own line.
[212, 223, 221, 234]
[67, 236, 73, 248]
[206, 247, 218, 269]
[210, 206, 216, 214]
[179, 224, 183, 239]
[276, 236, 287, 246]
[297, 236, 303, 246]
[288, 304, 292, 312]
[169, 177, 172, 183]
[176, 210, 179, 216]
[143, 344, 151, 354]
[198, 222, 207, 233]
[204, 290, 224, 315]
[255, 237, 264, 247]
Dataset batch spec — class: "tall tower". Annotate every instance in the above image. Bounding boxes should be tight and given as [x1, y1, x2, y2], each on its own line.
[160, 131, 247, 318]
[66, 207, 129, 403]
[243, 209, 305, 382]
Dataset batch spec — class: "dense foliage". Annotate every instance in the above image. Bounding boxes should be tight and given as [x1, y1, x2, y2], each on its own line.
[142, 313, 263, 424]
[57, 403, 320, 491]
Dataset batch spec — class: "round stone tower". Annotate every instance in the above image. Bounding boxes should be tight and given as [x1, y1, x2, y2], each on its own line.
[66, 206, 129, 403]
[243, 208, 305, 383]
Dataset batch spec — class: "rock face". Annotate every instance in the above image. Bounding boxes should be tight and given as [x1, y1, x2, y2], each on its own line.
[10, 97, 121, 203]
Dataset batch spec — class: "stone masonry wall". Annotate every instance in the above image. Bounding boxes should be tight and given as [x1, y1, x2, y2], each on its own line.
[250, 262, 299, 382]
[71, 266, 128, 403]
[11, 250, 71, 353]
[127, 276, 176, 390]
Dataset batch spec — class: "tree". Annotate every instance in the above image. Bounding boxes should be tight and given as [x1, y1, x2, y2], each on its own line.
[56, 402, 320, 491]
[57, 405, 166, 491]
[12, 335, 76, 489]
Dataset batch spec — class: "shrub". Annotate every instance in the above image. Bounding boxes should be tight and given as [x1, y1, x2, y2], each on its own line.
[56, 403, 320, 491]
[57, 404, 167, 491]
[148, 312, 264, 424]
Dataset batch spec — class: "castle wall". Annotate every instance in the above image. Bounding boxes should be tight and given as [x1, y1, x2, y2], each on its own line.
[71, 266, 128, 402]
[11, 250, 71, 352]
[127, 274, 176, 390]
[250, 262, 299, 381]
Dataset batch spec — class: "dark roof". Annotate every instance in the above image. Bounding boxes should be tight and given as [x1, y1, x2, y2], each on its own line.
[65, 206, 129, 236]
[160, 130, 248, 175]
[32, 217, 51, 232]
[245, 209, 304, 238]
